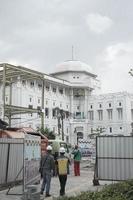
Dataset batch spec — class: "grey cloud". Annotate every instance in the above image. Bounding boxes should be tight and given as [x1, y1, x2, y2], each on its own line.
[0, 0, 133, 93]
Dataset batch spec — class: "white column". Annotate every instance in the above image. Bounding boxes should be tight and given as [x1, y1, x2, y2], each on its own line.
[84, 89, 88, 119]
[70, 88, 73, 118]
[69, 88, 74, 144]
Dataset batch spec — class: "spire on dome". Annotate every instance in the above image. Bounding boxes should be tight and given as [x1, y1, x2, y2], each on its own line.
[72, 45, 74, 60]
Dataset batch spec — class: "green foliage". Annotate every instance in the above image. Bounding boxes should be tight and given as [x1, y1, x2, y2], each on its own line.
[57, 180, 133, 200]
[67, 143, 72, 148]
[39, 127, 55, 139]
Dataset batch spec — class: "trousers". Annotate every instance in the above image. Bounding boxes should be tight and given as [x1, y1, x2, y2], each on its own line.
[74, 161, 80, 176]
[41, 173, 51, 194]
[59, 175, 67, 196]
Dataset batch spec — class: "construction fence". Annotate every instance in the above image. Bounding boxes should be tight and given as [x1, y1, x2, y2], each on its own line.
[0, 138, 24, 186]
[95, 136, 133, 181]
[0, 135, 41, 192]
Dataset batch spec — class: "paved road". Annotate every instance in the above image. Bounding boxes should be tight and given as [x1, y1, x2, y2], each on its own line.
[0, 160, 110, 200]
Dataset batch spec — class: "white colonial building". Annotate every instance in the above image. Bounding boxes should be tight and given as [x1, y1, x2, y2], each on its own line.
[0, 61, 133, 145]
[88, 92, 133, 136]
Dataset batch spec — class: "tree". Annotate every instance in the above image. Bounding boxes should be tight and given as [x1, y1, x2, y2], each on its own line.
[89, 127, 106, 139]
[53, 107, 69, 141]
[0, 119, 8, 129]
[39, 127, 55, 139]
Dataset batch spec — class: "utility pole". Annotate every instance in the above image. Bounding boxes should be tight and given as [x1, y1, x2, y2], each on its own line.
[2, 64, 6, 121]
[9, 82, 12, 126]
[89, 127, 106, 186]
[41, 80, 45, 130]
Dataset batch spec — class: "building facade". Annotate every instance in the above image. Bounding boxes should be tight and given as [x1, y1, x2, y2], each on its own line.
[0, 61, 133, 145]
[88, 92, 133, 136]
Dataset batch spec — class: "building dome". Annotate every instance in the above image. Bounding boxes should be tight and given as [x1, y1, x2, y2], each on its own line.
[53, 60, 93, 74]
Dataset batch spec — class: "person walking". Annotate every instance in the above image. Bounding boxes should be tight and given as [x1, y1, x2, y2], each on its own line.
[40, 145, 55, 197]
[56, 147, 70, 196]
[72, 145, 81, 176]
[53, 151, 59, 177]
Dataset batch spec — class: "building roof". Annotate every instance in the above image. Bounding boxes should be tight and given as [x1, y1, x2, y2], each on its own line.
[19, 127, 48, 140]
[52, 60, 93, 75]
[2, 130, 25, 138]
[20, 127, 37, 133]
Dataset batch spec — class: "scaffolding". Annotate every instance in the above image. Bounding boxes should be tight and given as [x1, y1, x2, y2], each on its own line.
[0, 63, 45, 128]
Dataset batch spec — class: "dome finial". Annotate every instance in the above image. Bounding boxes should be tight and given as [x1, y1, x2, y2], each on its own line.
[72, 45, 74, 60]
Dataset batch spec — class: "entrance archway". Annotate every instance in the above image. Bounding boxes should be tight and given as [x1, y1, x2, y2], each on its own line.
[77, 132, 83, 144]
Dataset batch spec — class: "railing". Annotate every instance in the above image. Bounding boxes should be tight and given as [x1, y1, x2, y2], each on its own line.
[72, 118, 86, 122]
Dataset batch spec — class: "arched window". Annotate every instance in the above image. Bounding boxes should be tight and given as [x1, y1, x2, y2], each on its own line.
[77, 132, 83, 139]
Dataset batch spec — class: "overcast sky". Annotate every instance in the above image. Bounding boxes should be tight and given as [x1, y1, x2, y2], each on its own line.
[0, 0, 133, 93]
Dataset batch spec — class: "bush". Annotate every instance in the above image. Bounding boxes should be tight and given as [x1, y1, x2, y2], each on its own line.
[57, 180, 133, 200]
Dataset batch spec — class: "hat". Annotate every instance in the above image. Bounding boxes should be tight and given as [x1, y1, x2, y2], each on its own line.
[59, 147, 65, 153]
[46, 145, 52, 151]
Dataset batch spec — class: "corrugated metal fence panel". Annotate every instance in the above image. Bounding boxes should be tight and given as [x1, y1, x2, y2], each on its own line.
[97, 136, 133, 181]
[0, 138, 24, 185]
[0, 140, 8, 184]
[7, 142, 23, 183]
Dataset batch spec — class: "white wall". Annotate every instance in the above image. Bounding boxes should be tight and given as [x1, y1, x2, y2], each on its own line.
[1, 65, 133, 145]
[88, 92, 132, 136]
